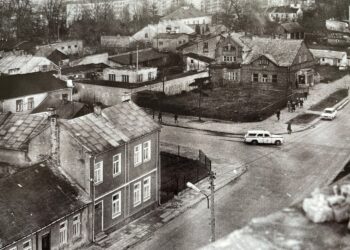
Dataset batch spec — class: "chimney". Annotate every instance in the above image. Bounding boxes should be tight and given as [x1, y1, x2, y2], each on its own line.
[93, 102, 102, 116]
[48, 107, 60, 166]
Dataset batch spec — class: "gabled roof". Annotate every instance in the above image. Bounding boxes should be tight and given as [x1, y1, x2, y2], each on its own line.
[161, 6, 209, 21]
[280, 22, 305, 32]
[60, 101, 160, 154]
[0, 113, 49, 150]
[184, 53, 215, 63]
[0, 72, 67, 100]
[47, 49, 69, 65]
[109, 49, 168, 65]
[310, 49, 347, 60]
[0, 162, 90, 248]
[0, 55, 54, 74]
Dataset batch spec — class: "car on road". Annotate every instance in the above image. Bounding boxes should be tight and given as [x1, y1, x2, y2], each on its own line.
[321, 108, 337, 120]
[244, 130, 284, 146]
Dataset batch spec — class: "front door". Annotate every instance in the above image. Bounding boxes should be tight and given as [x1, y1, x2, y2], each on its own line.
[42, 233, 51, 250]
[94, 202, 103, 235]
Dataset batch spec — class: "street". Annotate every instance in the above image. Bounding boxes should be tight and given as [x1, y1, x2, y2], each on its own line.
[132, 104, 350, 250]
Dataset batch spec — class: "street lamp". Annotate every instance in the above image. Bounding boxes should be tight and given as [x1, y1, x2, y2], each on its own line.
[186, 181, 215, 242]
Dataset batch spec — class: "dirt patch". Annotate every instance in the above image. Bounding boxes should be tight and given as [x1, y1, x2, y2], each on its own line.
[287, 113, 319, 125]
[310, 89, 348, 111]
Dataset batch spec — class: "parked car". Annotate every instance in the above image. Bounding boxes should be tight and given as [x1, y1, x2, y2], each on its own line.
[244, 130, 284, 146]
[321, 108, 337, 120]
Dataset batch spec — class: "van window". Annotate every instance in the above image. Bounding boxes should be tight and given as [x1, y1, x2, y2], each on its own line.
[257, 134, 263, 137]
[248, 133, 256, 137]
[264, 134, 270, 137]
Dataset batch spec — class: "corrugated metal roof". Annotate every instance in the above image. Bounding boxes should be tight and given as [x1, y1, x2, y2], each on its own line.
[0, 55, 54, 74]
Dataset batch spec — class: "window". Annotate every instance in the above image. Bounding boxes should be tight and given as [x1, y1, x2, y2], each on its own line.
[72, 214, 81, 237]
[27, 97, 34, 110]
[262, 74, 268, 82]
[298, 55, 302, 63]
[143, 141, 151, 162]
[223, 56, 234, 62]
[264, 134, 270, 137]
[148, 72, 153, 80]
[61, 46, 65, 50]
[113, 154, 121, 176]
[109, 74, 116, 81]
[257, 134, 263, 137]
[122, 75, 129, 83]
[94, 161, 103, 184]
[179, 40, 182, 45]
[16, 99, 23, 112]
[59, 221, 68, 245]
[203, 42, 209, 53]
[272, 75, 277, 83]
[145, 33, 148, 38]
[62, 93, 68, 101]
[259, 59, 269, 65]
[159, 41, 163, 46]
[134, 144, 142, 166]
[133, 182, 141, 206]
[75, 45, 78, 48]
[68, 45, 71, 49]
[23, 240, 31, 250]
[137, 74, 143, 82]
[112, 192, 121, 218]
[143, 177, 151, 201]
[253, 73, 259, 82]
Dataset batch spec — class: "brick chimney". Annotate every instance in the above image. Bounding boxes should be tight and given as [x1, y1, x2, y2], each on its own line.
[48, 107, 60, 166]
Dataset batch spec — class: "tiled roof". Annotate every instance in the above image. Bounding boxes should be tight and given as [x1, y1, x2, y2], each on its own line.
[280, 22, 305, 32]
[0, 55, 54, 74]
[184, 52, 215, 63]
[0, 162, 90, 248]
[0, 113, 49, 150]
[60, 101, 160, 154]
[242, 38, 304, 66]
[161, 6, 209, 20]
[109, 49, 168, 65]
[0, 72, 67, 100]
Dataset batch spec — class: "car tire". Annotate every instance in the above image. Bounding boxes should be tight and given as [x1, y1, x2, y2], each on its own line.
[275, 140, 281, 146]
[252, 140, 258, 145]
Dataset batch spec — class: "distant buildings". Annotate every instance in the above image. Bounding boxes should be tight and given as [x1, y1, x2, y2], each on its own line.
[310, 49, 348, 69]
[153, 33, 190, 52]
[267, 6, 302, 22]
[103, 66, 157, 83]
[276, 22, 305, 39]
[35, 40, 83, 57]
[101, 35, 132, 49]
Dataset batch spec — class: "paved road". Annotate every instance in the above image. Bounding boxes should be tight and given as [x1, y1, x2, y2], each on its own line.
[132, 105, 350, 250]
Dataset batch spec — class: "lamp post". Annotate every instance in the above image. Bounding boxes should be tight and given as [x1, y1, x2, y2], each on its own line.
[187, 176, 216, 242]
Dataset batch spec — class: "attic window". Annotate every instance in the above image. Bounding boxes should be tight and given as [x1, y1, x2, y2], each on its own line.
[259, 59, 269, 65]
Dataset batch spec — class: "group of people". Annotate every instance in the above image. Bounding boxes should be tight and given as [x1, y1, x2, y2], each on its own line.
[287, 97, 304, 113]
[152, 110, 178, 124]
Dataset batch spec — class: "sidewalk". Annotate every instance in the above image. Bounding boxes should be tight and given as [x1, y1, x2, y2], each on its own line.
[159, 75, 350, 136]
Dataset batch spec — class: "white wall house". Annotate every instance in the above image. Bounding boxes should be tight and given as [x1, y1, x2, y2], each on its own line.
[35, 40, 83, 57]
[326, 19, 350, 33]
[310, 49, 348, 69]
[161, 6, 212, 27]
[103, 67, 158, 83]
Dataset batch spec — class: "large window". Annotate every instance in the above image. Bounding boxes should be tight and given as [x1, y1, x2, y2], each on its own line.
[143, 141, 151, 162]
[72, 214, 81, 237]
[109, 74, 116, 81]
[252, 73, 259, 82]
[122, 75, 129, 83]
[112, 192, 121, 218]
[59, 221, 68, 245]
[27, 97, 34, 110]
[143, 177, 151, 202]
[137, 74, 143, 82]
[23, 240, 32, 250]
[113, 154, 121, 176]
[16, 99, 23, 112]
[94, 161, 103, 184]
[134, 144, 142, 166]
[133, 182, 141, 207]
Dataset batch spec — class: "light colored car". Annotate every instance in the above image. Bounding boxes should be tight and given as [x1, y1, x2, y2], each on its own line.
[321, 108, 337, 120]
[244, 130, 284, 146]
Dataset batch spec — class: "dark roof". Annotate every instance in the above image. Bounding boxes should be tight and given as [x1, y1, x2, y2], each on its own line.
[78, 79, 147, 89]
[47, 49, 69, 65]
[268, 6, 299, 13]
[280, 22, 305, 32]
[109, 49, 168, 65]
[0, 113, 49, 150]
[60, 101, 160, 154]
[0, 72, 68, 100]
[32, 95, 88, 119]
[184, 53, 215, 63]
[61, 63, 109, 75]
[161, 6, 208, 20]
[154, 33, 189, 39]
[0, 162, 90, 248]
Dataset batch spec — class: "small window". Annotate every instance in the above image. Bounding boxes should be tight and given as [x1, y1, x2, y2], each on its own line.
[59, 221, 68, 245]
[264, 134, 270, 137]
[23, 240, 32, 250]
[113, 154, 121, 176]
[27, 97, 34, 110]
[190, 59, 194, 63]
[262, 74, 268, 82]
[203, 42, 209, 53]
[143, 140, 151, 162]
[248, 133, 256, 137]
[143, 177, 151, 201]
[148, 72, 153, 81]
[62, 93, 68, 101]
[253, 73, 259, 82]
[133, 182, 141, 207]
[61, 46, 65, 50]
[122, 75, 129, 83]
[109, 74, 116, 81]
[112, 192, 121, 218]
[74, 45, 78, 48]
[137, 74, 143, 82]
[94, 161, 103, 184]
[257, 134, 263, 137]
[298, 55, 302, 63]
[16, 99, 23, 112]
[72, 214, 81, 237]
[134, 144, 142, 166]
[68, 45, 71, 49]
[272, 75, 277, 83]
[259, 59, 269, 65]
[159, 41, 163, 46]
[145, 33, 148, 38]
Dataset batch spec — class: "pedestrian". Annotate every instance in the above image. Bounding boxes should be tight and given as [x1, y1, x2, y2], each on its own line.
[287, 101, 291, 112]
[174, 113, 178, 124]
[287, 122, 292, 134]
[152, 109, 155, 119]
[300, 98, 304, 108]
[276, 110, 280, 121]
[291, 101, 296, 112]
[304, 91, 308, 100]
[296, 97, 300, 108]
[158, 112, 162, 123]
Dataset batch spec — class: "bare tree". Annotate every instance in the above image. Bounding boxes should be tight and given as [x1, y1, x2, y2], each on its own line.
[42, 0, 64, 42]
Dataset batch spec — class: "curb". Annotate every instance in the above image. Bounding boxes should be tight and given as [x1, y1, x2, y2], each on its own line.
[335, 98, 349, 111]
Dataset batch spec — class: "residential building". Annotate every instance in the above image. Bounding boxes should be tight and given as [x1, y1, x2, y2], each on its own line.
[267, 0, 315, 8]
[58, 102, 161, 238]
[153, 33, 190, 52]
[0, 55, 56, 75]
[267, 6, 302, 22]
[132, 21, 194, 43]
[276, 22, 305, 39]
[69, 53, 114, 67]
[184, 53, 214, 71]
[101, 35, 132, 49]
[327, 32, 350, 46]
[310, 49, 348, 68]
[35, 40, 83, 57]
[326, 19, 350, 33]
[0, 162, 91, 250]
[103, 66, 158, 83]
[0, 72, 72, 114]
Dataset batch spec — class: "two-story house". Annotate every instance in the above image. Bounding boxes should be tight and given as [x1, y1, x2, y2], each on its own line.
[58, 101, 161, 238]
[0, 72, 72, 114]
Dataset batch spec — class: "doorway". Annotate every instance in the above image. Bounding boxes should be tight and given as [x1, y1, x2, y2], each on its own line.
[42, 232, 51, 250]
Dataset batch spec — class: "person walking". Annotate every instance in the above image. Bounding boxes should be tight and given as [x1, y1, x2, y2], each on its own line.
[300, 98, 304, 108]
[158, 112, 162, 123]
[287, 101, 291, 112]
[152, 109, 155, 119]
[276, 110, 281, 121]
[287, 122, 292, 134]
[174, 113, 178, 124]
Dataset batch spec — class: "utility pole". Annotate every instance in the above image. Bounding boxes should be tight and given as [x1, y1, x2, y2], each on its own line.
[209, 170, 216, 242]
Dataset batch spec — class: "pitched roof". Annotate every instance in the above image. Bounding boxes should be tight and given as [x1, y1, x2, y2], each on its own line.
[0, 113, 49, 150]
[32, 95, 88, 119]
[310, 49, 347, 60]
[242, 37, 304, 66]
[0, 55, 54, 74]
[161, 6, 209, 20]
[47, 49, 69, 65]
[0, 162, 90, 248]
[280, 22, 305, 32]
[109, 49, 168, 65]
[0, 72, 67, 100]
[60, 101, 160, 154]
[184, 52, 215, 63]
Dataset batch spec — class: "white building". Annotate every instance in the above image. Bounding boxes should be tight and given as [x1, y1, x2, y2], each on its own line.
[103, 66, 158, 83]
[310, 49, 348, 69]
[326, 19, 350, 33]
[267, 6, 302, 22]
[35, 40, 83, 57]
[161, 6, 212, 27]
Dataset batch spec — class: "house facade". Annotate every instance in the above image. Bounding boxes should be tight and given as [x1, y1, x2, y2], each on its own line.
[267, 6, 302, 22]
[58, 102, 161, 238]
[103, 67, 157, 83]
[276, 22, 305, 39]
[184, 53, 214, 71]
[153, 33, 190, 52]
[310, 49, 348, 68]
[180, 34, 223, 59]
[35, 40, 83, 57]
